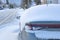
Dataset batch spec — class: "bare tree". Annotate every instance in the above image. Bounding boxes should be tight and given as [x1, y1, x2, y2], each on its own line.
[0, 0, 2, 4]
[20, 0, 42, 9]
[20, 0, 32, 9]
[6, 0, 9, 4]
[34, 0, 41, 5]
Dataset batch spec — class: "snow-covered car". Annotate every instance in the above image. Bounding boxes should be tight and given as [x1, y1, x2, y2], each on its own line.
[19, 4, 60, 40]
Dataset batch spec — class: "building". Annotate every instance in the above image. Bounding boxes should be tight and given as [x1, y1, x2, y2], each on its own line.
[41, 0, 58, 4]
[41, 0, 47, 4]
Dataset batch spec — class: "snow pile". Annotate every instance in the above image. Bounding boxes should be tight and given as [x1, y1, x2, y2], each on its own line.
[0, 8, 24, 40]
[0, 8, 24, 25]
[16, 8, 24, 16]
[0, 23, 19, 40]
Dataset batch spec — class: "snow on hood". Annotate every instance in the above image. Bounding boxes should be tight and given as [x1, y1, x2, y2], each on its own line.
[20, 4, 60, 31]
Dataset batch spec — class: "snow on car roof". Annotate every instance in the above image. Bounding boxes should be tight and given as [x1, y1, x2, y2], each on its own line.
[23, 4, 60, 15]
[20, 4, 60, 31]
[21, 4, 60, 22]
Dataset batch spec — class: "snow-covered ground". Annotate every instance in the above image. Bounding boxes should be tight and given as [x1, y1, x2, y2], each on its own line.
[0, 22, 19, 40]
[0, 8, 24, 40]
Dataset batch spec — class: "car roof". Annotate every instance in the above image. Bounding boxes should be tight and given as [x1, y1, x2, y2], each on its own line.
[24, 4, 60, 15]
[21, 4, 60, 23]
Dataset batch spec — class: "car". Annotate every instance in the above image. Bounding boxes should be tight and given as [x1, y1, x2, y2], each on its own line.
[19, 4, 60, 40]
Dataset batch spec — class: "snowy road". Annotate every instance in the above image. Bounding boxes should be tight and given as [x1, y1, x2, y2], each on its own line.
[0, 20, 20, 40]
[0, 8, 24, 40]
[0, 22, 37, 40]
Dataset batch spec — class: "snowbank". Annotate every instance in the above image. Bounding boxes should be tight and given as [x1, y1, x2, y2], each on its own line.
[0, 8, 24, 25]
[0, 23, 19, 40]
[0, 8, 24, 40]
